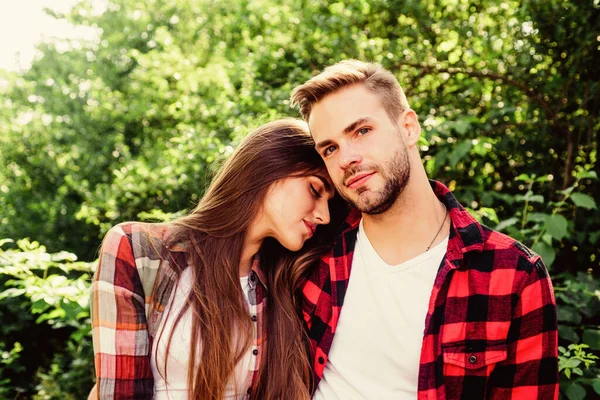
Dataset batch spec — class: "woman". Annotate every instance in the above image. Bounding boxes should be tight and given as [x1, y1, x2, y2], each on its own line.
[90, 118, 346, 399]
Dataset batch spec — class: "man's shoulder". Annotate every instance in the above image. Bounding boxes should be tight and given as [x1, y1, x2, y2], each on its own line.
[475, 224, 543, 273]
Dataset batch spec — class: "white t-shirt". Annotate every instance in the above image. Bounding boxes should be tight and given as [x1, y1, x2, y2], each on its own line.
[150, 267, 253, 399]
[314, 219, 448, 400]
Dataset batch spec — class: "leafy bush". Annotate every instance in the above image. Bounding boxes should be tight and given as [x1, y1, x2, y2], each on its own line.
[0, 239, 94, 398]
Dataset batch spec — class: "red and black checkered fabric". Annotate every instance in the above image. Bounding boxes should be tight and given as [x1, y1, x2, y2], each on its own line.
[301, 180, 558, 399]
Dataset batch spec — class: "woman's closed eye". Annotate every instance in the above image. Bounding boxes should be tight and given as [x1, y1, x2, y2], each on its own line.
[310, 184, 322, 199]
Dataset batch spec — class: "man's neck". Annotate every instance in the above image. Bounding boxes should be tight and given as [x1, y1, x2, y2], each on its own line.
[361, 177, 449, 265]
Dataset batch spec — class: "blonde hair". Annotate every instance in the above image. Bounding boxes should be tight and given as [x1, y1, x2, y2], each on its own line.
[290, 59, 410, 123]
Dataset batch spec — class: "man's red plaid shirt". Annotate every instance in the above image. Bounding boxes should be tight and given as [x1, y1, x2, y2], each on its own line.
[301, 181, 558, 399]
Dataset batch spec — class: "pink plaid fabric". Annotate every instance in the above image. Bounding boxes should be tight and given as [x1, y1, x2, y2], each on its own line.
[91, 222, 267, 399]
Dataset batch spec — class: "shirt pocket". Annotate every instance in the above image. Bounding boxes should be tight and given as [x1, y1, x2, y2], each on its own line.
[442, 340, 507, 375]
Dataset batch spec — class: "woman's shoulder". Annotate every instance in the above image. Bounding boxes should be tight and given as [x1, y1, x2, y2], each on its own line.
[106, 221, 170, 237]
[102, 221, 175, 259]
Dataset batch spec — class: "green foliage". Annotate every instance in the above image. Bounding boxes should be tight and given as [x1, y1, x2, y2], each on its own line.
[492, 171, 598, 269]
[559, 344, 598, 380]
[0, 0, 598, 397]
[0, 342, 23, 398]
[0, 239, 94, 398]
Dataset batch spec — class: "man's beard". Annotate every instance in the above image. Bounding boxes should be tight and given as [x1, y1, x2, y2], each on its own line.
[341, 147, 410, 215]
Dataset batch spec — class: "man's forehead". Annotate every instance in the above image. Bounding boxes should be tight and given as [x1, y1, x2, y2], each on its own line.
[308, 85, 380, 135]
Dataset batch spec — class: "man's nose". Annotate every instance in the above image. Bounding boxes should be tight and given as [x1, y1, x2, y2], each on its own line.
[338, 144, 361, 170]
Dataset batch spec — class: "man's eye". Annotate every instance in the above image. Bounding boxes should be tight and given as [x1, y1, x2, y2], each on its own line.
[358, 127, 370, 135]
[323, 146, 336, 156]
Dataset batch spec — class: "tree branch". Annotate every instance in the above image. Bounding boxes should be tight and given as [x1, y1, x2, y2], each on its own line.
[399, 63, 557, 120]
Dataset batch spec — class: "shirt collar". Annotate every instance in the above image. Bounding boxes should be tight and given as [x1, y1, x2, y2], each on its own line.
[248, 254, 268, 290]
[340, 179, 485, 257]
[431, 179, 484, 260]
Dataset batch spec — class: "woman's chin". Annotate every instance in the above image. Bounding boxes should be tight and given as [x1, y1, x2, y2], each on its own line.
[280, 237, 304, 252]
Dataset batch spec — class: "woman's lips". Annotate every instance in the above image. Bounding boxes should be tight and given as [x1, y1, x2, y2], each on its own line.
[304, 220, 316, 237]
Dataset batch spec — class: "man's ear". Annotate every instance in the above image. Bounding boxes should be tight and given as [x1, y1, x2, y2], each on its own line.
[400, 109, 421, 147]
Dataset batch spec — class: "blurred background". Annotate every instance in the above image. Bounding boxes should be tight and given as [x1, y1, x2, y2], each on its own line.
[0, 0, 598, 398]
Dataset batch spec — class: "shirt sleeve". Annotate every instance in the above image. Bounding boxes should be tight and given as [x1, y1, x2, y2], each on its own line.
[90, 224, 154, 399]
[492, 256, 559, 399]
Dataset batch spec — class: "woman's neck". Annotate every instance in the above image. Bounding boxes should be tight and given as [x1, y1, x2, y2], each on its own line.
[239, 225, 264, 277]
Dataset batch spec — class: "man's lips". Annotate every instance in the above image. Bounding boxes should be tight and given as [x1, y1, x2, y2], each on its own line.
[346, 172, 375, 189]
[304, 221, 316, 237]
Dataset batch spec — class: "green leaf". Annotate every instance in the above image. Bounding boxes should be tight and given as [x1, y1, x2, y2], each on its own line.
[544, 214, 568, 241]
[532, 241, 556, 267]
[36, 308, 66, 323]
[31, 299, 50, 314]
[433, 148, 449, 175]
[582, 330, 600, 350]
[558, 307, 582, 324]
[572, 367, 583, 376]
[475, 207, 499, 224]
[0, 288, 27, 299]
[565, 358, 582, 369]
[529, 195, 544, 203]
[61, 300, 82, 320]
[592, 380, 600, 395]
[0, 238, 14, 247]
[542, 233, 553, 246]
[453, 119, 471, 135]
[558, 325, 580, 343]
[565, 383, 586, 400]
[527, 212, 549, 223]
[495, 217, 519, 232]
[590, 231, 600, 244]
[448, 140, 472, 168]
[578, 170, 598, 180]
[570, 193, 597, 210]
[328, 2, 346, 14]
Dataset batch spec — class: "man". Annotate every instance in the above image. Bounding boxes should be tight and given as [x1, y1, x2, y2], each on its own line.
[290, 60, 558, 399]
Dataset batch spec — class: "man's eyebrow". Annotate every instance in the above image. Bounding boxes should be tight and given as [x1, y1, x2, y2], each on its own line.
[315, 139, 333, 152]
[343, 117, 371, 134]
[314, 117, 372, 152]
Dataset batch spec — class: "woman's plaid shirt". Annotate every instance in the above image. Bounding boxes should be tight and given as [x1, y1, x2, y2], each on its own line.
[90, 222, 268, 399]
[301, 181, 558, 399]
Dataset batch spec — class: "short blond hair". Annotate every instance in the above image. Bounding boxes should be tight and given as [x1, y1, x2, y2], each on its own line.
[290, 60, 410, 123]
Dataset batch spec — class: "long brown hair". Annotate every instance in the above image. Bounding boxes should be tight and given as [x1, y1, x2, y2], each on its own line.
[160, 118, 347, 399]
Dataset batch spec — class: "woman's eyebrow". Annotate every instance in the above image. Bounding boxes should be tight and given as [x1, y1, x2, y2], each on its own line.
[315, 175, 332, 192]
[315, 176, 335, 199]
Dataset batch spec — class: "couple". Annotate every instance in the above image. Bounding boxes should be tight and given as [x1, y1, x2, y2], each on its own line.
[90, 60, 558, 399]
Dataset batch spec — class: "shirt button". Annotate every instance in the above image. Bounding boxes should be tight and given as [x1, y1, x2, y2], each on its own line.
[318, 356, 325, 364]
[469, 355, 477, 364]
[251, 315, 257, 322]
[253, 349, 259, 356]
